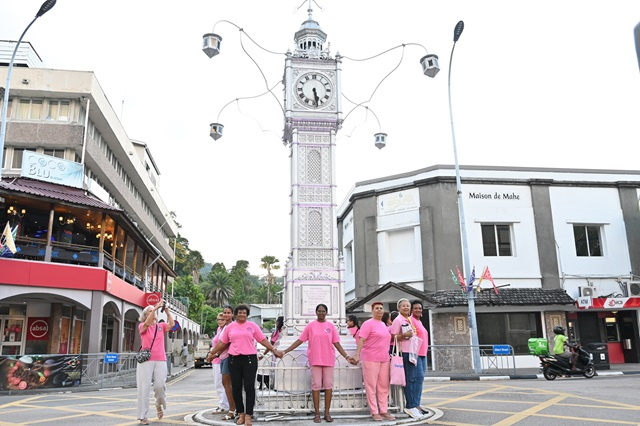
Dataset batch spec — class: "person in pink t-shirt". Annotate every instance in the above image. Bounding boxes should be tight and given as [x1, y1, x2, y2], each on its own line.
[389, 298, 424, 420]
[209, 304, 283, 426]
[136, 301, 174, 425]
[347, 315, 360, 341]
[353, 302, 395, 421]
[282, 304, 353, 424]
[208, 313, 229, 414]
[411, 300, 430, 415]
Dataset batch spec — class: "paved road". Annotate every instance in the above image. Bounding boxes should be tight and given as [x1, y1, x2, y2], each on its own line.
[425, 376, 640, 425]
[1, 369, 639, 425]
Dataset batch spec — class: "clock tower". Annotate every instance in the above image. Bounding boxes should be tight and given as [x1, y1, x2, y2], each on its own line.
[281, 5, 346, 337]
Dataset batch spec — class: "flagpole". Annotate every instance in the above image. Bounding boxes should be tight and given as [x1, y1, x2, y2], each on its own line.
[448, 20, 482, 374]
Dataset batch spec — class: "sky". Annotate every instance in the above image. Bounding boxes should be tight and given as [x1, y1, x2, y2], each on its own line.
[2, 1, 640, 276]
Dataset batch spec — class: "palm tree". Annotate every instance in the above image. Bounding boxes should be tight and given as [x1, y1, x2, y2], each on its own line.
[207, 270, 234, 307]
[184, 250, 205, 284]
[260, 255, 280, 304]
[231, 260, 251, 297]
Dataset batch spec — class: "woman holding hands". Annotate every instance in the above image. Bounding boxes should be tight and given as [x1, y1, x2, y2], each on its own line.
[353, 302, 395, 421]
[282, 304, 353, 423]
[209, 304, 283, 426]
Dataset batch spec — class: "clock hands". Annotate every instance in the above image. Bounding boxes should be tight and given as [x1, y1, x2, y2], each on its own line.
[312, 87, 320, 107]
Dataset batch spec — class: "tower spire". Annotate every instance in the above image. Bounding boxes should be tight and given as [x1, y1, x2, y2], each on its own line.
[293, 0, 328, 59]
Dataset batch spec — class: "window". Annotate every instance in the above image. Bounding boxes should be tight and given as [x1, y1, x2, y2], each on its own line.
[11, 148, 36, 169]
[48, 100, 70, 121]
[0, 97, 12, 118]
[16, 99, 43, 120]
[478, 312, 542, 354]
[43, 149, 65, 159]
[573, 224, 602, 257]
[481, 224, 512, 256]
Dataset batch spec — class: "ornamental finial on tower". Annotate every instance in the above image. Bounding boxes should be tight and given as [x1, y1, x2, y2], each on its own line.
[293, 0, 329, 59]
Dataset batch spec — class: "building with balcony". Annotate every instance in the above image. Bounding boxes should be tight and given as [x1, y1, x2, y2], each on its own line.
[0, 41, 199, 357]
[339, 165, 640, 368]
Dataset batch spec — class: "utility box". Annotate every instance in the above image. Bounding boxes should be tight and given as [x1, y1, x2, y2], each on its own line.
[586, 342, 610, 370]
[528, 338, 549, 355]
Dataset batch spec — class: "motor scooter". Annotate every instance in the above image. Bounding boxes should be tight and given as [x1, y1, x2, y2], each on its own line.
[538, 344, 596, 380]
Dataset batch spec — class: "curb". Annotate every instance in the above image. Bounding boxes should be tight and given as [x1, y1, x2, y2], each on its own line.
[192, 407, 444, 425]
[423, 369, 640, 381]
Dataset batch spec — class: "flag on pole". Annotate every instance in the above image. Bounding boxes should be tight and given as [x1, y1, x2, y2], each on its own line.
[2, 222, 17, 254]
[482, 266, 499, 294]
[456, 266, 466, 291]
[476, 266, 487, 292]
[450, 269, 466, 294]
[467, 266, 476, 292]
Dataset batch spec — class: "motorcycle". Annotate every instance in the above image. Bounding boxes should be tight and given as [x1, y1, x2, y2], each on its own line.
[538, 344, 596, 380]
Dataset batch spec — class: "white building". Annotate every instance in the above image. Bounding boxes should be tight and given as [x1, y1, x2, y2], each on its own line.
[338, 165, 640, 368]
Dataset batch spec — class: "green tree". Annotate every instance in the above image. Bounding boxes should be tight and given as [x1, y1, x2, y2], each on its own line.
[260, 255, 280, 304]
[200, 305, 221, 337]
[172, 275, 205, 319]
[206, 269, 234, 307]
[184, 250, 205, 284]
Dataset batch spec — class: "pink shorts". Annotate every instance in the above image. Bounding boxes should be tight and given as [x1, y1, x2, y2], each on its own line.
[310, 365, 334, 391]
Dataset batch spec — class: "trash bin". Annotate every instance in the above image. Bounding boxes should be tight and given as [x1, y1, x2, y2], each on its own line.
[585, 342, 610, 370]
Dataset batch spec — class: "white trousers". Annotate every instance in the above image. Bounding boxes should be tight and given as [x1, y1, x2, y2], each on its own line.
[136, 360, 168, 420]
[212, 363, 229, 410]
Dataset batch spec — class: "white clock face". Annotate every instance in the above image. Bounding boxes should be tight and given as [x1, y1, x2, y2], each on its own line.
[296, 73, 333, 108]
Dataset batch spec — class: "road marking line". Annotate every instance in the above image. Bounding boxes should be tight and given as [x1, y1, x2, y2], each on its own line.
[493, 394, 566, 425]
[430, 384, 509, 406]
[0, 396, 43, 410]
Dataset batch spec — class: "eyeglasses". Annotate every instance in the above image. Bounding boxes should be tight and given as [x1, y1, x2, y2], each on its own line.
[217, 319, 225, 321]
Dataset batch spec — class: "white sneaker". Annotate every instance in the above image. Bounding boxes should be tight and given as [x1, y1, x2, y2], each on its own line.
[403, 407, 422, 419]
[414, 407, 427, 419]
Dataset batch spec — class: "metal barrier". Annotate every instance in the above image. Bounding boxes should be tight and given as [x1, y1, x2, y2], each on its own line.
[254, 352, 401, 414]
[81, 352, 176, 388]
[428, 344, 516, 376]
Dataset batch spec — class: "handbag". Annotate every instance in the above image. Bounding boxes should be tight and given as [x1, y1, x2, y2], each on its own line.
[136, 324, 159, 363]
[390, 335, 406, 386]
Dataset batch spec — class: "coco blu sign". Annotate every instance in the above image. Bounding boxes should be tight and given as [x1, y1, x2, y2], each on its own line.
[21, 152, 84, 189]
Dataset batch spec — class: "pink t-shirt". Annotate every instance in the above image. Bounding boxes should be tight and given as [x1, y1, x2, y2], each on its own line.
[412, 315, 429, 356]
[389, 315, 416, 353]
[349, 326, 360, 341]
[217, 323, 230, 360]
[139, 322, 167, 361]
[299, 320, 339, 367]
[211, 330, 222, 365]
[358, 319, 391, 362]
[220, 321, 266, 355]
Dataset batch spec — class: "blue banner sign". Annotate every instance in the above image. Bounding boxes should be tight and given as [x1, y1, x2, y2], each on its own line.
[492, 345, 511, 355]
[103, 353, 119, 364]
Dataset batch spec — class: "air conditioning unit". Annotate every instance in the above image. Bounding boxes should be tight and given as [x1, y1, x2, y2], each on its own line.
[624, 282, 640, 298]
[579, 286, 598, 297]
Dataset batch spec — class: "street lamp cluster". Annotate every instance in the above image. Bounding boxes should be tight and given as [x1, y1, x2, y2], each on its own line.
[201, 32, 440, 149]
[201, 13, 481, 373]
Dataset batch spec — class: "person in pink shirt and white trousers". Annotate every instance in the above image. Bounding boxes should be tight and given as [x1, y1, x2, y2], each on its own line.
[136, 301, 175, 425]
[209, 313, 228, 413]
[283, 303, 353, 423]
[353, 301, 395, 421]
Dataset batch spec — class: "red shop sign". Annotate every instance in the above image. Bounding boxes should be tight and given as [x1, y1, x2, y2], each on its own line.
[27, 317, 50, 341]
[145, 292, 162, 306]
